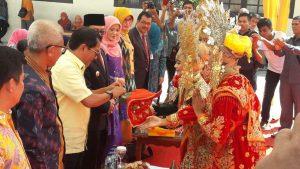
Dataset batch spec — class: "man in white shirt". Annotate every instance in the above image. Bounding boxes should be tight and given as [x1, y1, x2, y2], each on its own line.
[257, 18, 287, 127]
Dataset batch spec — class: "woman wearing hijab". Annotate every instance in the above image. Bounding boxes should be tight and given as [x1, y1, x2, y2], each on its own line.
[58, 12, 71, 31]
[100, 16, 133, 151]
[114, 7, 136, 92]
[71, 15, 83, 31]
[7, 29, 28, 49]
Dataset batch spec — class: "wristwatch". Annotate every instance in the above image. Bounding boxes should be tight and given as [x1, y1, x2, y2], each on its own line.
[105, 91, 114, 100]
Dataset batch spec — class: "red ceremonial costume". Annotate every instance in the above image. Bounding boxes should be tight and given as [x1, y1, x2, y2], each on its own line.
[169, 73, 265, 169]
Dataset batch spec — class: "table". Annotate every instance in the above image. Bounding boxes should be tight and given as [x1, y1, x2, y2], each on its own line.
[133, 132, 182, 161]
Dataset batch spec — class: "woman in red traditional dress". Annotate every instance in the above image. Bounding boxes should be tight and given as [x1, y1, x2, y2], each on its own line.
[139, 32, 266, 169]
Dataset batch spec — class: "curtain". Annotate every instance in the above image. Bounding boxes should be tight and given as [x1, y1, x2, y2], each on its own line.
[263, 0, 290, 32]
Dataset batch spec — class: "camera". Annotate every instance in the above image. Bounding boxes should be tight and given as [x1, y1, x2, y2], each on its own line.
[145, 1, 155, 9]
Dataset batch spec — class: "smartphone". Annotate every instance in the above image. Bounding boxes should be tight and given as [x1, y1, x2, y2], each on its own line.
[163, 0, 168, 5]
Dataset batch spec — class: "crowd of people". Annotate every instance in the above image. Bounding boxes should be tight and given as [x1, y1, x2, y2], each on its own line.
[1, 0, 300, 169]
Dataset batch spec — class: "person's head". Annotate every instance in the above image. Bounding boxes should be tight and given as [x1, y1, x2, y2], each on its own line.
[114, 7, 134, 33]
[27, 20, 64, 67]
[292, 16, 300, 36]
[74, 15, 83, 28]
[136, 11, 152, 35]
[239, 8, 249, 15]
[103, 16, 121, 43]
[68, 27, 100, 66]
[16, 39, 28, 56]
[238, 13, 251, 32]
[60, 12, 68, 20]
[222, 33, 252, 65]
[182, 0, 194, 14]
[0, 46, 25, 109]
[250, 13, 260, 30]
[84, 14, 106, 39]
[257, 18, 273, 38]
[7, 29, 28, 47]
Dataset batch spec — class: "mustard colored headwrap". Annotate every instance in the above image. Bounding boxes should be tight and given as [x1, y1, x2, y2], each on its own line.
[114, 7, 134, 30]
[224, 32, 252, 60]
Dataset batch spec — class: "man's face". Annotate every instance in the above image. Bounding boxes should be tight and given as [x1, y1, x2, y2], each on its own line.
[89, 25, 106, 38]
[183, 4, 193, 15]
[259, 26, 272, 39]
[46, 36, 65, 67]
[85, 40, 101, 66]
[250, 17, 259, 30]
[292, 19, 300, 35]
[136, 16, 152, 34]
[238, 16, 250, 32]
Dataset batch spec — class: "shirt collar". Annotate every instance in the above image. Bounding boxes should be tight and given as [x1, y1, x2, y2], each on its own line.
[65, 50, 86, 71]
[136, 26, 147, 38]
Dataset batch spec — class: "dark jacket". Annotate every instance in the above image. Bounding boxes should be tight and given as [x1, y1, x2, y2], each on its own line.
[129, 27, 151, 89]
[0, 0, 8, 20]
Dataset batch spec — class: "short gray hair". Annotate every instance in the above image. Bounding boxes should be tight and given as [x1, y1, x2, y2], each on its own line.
[28, 20, 64, 52]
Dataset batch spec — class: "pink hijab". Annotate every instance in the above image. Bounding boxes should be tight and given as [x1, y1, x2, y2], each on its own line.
[7, 29, 28, 47]
[100, 16, 122, 58]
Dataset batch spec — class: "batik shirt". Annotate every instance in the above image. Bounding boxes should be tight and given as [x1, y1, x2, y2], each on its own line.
[13, 64, 62, 169]
[0, 110, 31, 169]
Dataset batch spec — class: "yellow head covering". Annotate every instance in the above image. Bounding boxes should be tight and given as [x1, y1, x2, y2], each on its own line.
[114, 7, 134, 29]
[224, 32, 252, 60]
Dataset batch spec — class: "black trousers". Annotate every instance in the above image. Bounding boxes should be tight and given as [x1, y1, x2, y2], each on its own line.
[0, 19, 8, 41]
[63, 151, 85, 169]
[166, 58, 176, 83]
[261, 70, 280, 123]
[82, 129, 108, 169]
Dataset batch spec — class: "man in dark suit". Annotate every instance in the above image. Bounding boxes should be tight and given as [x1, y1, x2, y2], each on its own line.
[82, 14, 122, 169]
[129, 11, 152, 89]
[274, 16, 300, 129]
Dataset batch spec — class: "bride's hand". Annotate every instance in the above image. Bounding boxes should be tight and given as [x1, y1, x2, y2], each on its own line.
[138, 116, 166, 130]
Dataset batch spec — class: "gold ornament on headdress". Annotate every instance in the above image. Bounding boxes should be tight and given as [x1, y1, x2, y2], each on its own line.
[177, 15, 204, 104]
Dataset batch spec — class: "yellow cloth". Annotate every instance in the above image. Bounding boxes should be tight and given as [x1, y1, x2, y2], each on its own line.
[263, 0, 290, 31]
[114, 7, 135, 74]
[114, 7, 134, 33]
[0, 110, 31, 169]
[276, 0, 290, 31]
[224, 33, 252, 59]
[51, 50, 92, 154]
[22, 0, 34, 21]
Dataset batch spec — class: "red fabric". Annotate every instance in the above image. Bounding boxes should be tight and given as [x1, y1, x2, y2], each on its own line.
[142, 35, 150, 66]
[127, 89, 161, 126]
[177, 106, 197, 124]
[172, 75, 180, 88]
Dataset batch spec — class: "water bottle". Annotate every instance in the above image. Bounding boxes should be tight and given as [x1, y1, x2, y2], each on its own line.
[104, 146, 118, 169]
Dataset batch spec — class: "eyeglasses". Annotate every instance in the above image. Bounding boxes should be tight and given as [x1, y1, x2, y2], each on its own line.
[89, 48, 101, 57]
[46, 44, 67, 54]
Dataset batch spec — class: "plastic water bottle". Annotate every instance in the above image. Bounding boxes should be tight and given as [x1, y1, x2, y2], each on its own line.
[104, 146, 118, 169]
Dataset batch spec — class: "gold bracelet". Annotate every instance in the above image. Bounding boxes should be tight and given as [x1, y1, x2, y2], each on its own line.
[166, 113, 180, 127]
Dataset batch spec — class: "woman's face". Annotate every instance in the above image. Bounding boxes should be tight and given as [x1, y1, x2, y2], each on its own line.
[107, 24, 121, 41]
[174, 59, 183, 74]
[75, 16, 82, 24]
[122, 16, 133, 31]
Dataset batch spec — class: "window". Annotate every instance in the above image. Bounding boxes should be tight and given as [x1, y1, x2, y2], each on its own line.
[221, 0, 263, 16]
[114, 0, 162, 8]
[221, 0, 296, 18]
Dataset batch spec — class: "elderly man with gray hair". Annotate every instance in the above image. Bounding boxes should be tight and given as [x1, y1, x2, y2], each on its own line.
[13, 19, 65, 169]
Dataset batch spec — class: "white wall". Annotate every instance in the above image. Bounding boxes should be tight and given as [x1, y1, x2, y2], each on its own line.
[3, 0, 300, 41]
[3, 0, 143, 42]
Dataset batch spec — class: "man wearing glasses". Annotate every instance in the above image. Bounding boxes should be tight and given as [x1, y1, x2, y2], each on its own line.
[82, 14, 124, 169]
[51, 27, 126, 169]
[13, 20, 65, 169]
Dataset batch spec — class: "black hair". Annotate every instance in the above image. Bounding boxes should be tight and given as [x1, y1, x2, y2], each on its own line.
[16, 39, 28, 54]
[0, 46, 24, 89]
[250, 13, 261, 20]
[68, 27, 99, 50]
[293, 16, 300, 20]
[238, 13, 251, 21]
[137, 11, 152, 21]
[257, 18, 272, 30]
[182, 0, 195, 9]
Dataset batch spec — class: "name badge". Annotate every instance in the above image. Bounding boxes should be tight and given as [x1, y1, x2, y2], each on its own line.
[150, 53, 154, 60]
